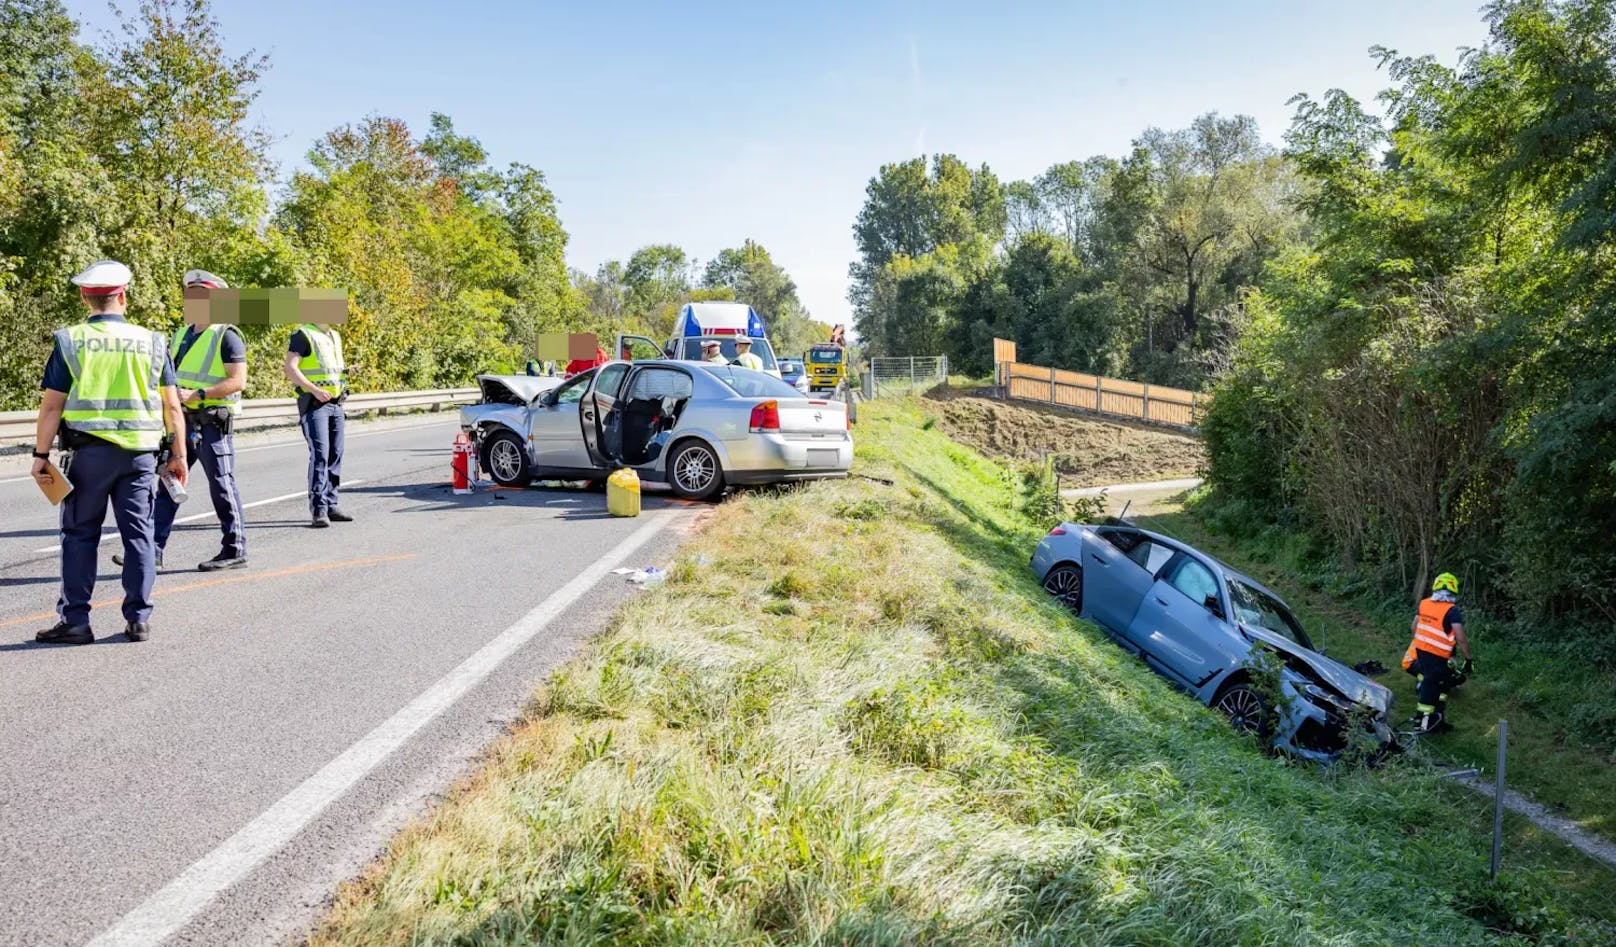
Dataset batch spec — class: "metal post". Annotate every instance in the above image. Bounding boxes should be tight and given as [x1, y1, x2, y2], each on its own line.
[1095, 375, 1103, 413]
[1491, 720, 1507, 879]
[1142, 384, 1151, 423]
[909, 357, 916, 393]
[1048, 366, 1057, 404]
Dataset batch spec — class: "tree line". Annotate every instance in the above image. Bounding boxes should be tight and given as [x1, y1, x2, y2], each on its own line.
[0, 0, 825, 410]
[847, 116, 1298, 389]
[848, 0, 1616, 636]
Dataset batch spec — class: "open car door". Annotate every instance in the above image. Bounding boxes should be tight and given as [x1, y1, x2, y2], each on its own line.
[580, 362, 631, 467]
[615, 333, 667, 362]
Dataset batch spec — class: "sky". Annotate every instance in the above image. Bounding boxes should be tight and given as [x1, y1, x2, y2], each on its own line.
[66, 0, 1494, 329]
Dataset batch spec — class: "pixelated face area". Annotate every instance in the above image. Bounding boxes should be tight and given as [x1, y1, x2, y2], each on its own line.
[536, 332, 599, 361]
[180, 288, 349, 326]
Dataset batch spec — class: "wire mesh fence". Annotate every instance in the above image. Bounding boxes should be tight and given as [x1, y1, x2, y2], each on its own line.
[862, 356, 949, 399]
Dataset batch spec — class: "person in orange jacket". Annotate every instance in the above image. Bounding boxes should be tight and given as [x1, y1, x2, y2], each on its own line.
[564, 344, 608, 379]
[1400, 572, 1474, 733]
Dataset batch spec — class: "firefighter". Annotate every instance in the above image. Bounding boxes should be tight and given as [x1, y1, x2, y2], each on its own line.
[31, 259, 187, 644]
[731, 336, 764, 371]
[1400, 572, 1474, 733]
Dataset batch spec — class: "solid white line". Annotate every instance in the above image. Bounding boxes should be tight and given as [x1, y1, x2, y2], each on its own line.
[1062, 477, 1203, 498]
[30, 481, 368, 553]
[85, 510, 673, 947]
[0, 414, 460, 483]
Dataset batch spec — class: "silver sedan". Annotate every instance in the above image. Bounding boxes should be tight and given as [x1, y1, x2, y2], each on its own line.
[460, 360, 853, 499]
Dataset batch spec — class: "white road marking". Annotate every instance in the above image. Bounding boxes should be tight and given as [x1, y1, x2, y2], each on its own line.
[1062, 477, 1203, 498]
[0, 415, 459, 484]
[30, 481, 367, 553]
[85, 510, 672, 947]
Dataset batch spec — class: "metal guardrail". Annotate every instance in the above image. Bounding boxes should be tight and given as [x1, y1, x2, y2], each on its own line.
[0, 388, 478, 447]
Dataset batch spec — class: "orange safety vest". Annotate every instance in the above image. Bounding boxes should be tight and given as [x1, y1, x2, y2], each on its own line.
[1401, 597, 1457, 669]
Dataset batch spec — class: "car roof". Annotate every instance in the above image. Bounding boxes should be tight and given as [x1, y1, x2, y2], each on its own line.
[1095, 524, 1287, 604]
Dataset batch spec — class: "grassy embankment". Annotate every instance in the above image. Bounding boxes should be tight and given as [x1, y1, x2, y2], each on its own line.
[316, 398, 1616, 945]
[1146, 499, 1616, 849]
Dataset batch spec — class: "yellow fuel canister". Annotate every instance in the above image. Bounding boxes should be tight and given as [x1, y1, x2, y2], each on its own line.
[607, 467, 641, 517]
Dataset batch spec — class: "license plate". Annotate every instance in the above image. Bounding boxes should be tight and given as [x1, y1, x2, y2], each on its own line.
[808, 449, 839, 468]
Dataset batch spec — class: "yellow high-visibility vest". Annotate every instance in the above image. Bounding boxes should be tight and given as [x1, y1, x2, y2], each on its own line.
[172, 324, 243, 414]
[56, 321, 167, 451]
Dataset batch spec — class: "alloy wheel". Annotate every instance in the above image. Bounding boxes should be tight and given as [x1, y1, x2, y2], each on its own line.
[674, 447, 716, 493]
[1215, 686, 1265, 733]
[490, 439, 523, 483]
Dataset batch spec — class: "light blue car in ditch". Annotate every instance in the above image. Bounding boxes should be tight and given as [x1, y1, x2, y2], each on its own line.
[1031, 521, 1395, 762]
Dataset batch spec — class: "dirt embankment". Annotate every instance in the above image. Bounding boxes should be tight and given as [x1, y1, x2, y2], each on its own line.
[922, 388, 1205, 489]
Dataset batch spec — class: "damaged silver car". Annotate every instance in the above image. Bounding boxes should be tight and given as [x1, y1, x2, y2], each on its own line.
[1031, 522, 1396, 762]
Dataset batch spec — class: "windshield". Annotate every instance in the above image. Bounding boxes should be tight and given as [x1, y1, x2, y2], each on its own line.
[701, 365, 806, 399]
[1228, 579, 1313, 650]
[809, 348, 843, 363]
[677, 336, 778, 370]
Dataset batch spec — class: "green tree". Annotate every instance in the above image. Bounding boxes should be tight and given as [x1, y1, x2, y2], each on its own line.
[701, 239, 818, 354]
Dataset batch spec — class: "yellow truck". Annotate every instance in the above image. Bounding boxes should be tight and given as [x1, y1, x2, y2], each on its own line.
[805, 343, 847, 393]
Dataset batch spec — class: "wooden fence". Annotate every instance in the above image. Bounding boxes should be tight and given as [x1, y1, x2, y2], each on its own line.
[993, 338, 1203, 430]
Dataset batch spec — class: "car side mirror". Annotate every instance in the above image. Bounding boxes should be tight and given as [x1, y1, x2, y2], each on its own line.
[1203, 594, 1224, 619]
[536, 390, 555, 408]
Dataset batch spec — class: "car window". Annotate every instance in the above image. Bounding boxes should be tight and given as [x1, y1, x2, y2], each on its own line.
[627, 367, 693, 400]
[552, 371, 593, 405]
[704, 366, 807, 399]
[677, 337, 779, 369]
[809, 348, 843, 363]
[1166, 557, 1221, 611]
[595, 363, 629, 398]
[1100, 530, 1175, 574]
[1228, 579, 1313, 649]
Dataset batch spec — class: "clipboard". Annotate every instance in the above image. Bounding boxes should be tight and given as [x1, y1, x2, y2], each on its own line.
[36, 459, 72, 506]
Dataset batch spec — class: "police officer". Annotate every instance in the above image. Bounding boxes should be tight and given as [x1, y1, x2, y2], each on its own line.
[31, 260, 187, 644]
[283, 319, 350, 528]
[701, 339, 727, 364]
[731, 337, 764, 371]
[152, 269, 248, 569]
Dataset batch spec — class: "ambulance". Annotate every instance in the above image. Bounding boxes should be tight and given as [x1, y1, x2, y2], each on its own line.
[663, 302, 782, 377]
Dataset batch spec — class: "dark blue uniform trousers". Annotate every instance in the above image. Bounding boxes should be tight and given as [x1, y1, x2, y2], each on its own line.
[300, 400, 345, 516]
[154, 414, 245, 556]
[58, 443, 158, 626]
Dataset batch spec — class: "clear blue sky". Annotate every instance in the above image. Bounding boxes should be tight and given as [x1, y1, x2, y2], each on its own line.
[68, 0, 1490, 328]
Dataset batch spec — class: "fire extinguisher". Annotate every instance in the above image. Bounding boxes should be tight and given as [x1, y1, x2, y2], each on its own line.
[452, 432, 475, 494]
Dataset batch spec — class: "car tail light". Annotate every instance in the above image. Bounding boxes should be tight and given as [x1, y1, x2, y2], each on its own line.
[749, 400, 780, 432]
[1048, 526, 1067, 536]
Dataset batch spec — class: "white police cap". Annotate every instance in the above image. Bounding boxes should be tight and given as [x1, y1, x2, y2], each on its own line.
[183, 269, 227, 288]
[70, 259, 132, 294]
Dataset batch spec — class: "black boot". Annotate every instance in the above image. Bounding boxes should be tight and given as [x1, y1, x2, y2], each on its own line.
[124, 621, 150, 642]
[36, 621, 93, 645]
[327, 509, 354, 522]
[198, 552, 248, 572]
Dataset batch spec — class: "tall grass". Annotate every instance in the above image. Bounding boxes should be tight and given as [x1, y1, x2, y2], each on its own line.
[315, 400, 1616, 946]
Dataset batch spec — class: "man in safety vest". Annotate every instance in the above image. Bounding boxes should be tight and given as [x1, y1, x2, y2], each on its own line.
[731, 337, 764, 371]
[151, 270, 248, 569]
[1400, 572, 1474, 733]
[283, 318, 350, 528]
[30, 260, 187, 644]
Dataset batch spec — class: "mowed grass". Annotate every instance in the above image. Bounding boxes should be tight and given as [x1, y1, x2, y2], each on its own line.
[315, 399, 1616, 946]
[1146, 499, 1616, 848]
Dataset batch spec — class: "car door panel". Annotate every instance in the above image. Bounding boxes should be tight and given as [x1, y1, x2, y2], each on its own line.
[1127, 558, 1235, 688]
[530, 375, 598, 473]
[581, 363, 629, 466]
[1079, 531, 1156, 635]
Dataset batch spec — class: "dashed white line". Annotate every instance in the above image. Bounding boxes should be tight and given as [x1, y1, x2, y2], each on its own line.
[85, 510, 673, 947]
[30, 481, 367, 554]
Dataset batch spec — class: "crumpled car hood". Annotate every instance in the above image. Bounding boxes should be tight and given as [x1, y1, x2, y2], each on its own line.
[476, 374, 561, 404]
[1244, 625, 1394, 715]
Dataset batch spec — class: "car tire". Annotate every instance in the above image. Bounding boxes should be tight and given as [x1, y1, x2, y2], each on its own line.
[480, 429, 532, 487]
[667, 439, 724, 501]
[1041, 564, 1083, 611]
[1212, 682, 1271, 738]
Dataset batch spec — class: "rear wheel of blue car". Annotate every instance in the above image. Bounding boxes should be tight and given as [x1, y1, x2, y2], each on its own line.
[1213, 683, 1271, 738]
[1041, 564, 1082, 611]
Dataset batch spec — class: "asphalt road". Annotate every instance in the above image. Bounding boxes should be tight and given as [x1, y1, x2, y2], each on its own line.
[0, 414, 695, 946]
